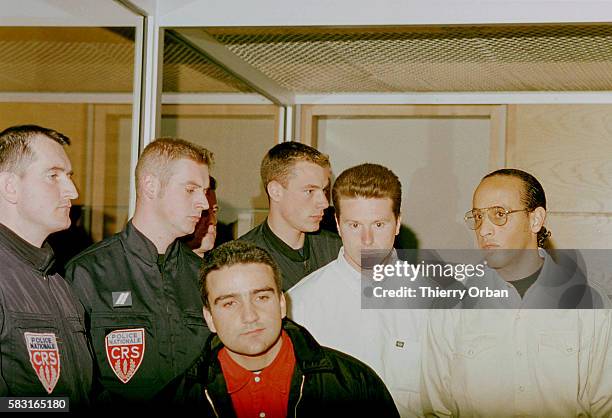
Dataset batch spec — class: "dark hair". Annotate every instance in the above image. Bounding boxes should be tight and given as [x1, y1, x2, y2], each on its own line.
[0, 125, 70, 175]
[332, 163, 401, 218]
[483, 168, 551, 247]
[200, 240, 282, 309]
[260, 142, 330, 192]
[209, 176, 217, 191]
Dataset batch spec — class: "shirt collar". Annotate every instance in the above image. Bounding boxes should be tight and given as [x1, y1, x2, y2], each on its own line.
[0, 223, 56, 274]
[262, 219, 310, 262]
[218, 330, 295, 394]
[337, 246, 399, 279]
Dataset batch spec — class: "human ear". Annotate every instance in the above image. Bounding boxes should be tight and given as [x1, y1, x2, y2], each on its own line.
[279, 293, 287, 319]
[267, 180, 284, 203]
[530, 207, 546, 233]
[203, 307, 217, 333]
[0, 172, 18, 204]
[142, 174, 160, 199]
[395, 213, 402, 236]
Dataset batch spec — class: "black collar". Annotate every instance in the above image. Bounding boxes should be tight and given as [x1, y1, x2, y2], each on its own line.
[0, 223, 56, 274]
[123, 220, 182, 267]
[197, 318, 333, 386]
[262, 220, 310, 262]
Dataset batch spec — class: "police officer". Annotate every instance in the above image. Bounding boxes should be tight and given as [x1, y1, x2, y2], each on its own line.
[65, 138, 212, 408]
[0, 125, 92, 408]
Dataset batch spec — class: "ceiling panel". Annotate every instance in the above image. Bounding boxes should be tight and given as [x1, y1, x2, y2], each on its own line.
[205, 25, 612, 93]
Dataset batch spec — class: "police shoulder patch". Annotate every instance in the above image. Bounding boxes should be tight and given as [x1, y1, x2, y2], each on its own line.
[105, 328, 145, 384]
[24, 332, 61, 394]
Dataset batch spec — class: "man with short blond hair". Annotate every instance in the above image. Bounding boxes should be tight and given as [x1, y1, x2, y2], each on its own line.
[240, 142, 341, 290]
[0, 125, 92, 407]
[288, 163, 427, 417]
[66, 137, 212, 407]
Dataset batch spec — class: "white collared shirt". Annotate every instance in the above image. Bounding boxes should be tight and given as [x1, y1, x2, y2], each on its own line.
[422, 308, 610, 417]
[287, 247, 427, 418]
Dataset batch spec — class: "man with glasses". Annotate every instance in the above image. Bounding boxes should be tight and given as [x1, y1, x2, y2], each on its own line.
[422, 168, 611, 417]
[460, 169, 607, 308]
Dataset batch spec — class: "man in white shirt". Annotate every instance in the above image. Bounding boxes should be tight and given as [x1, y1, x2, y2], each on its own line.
[422, 168, 610, 417]
[287, 163, 427, 417]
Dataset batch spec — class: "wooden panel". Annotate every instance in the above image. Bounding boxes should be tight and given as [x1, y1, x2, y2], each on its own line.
[546, 212, 612, 295]
[160, 105, 281, 220]
[0, 102, 89, 206]
[546, 212, 612, 250]
[506, 104, 612, 213]
[300, 104, 506, 172]
[91, 104, 132, 241]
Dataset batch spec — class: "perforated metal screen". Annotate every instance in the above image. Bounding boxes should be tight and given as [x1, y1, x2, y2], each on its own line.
[205, 25, 612, 92]
[163, 34, 253, 93]
[3, 25, 612, 95]
[0, 27, 252, 94]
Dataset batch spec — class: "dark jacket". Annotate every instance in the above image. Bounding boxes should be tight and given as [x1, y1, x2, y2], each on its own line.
[65, 221, 210, 406]
[0, 223, 92, 408]
[239, 220, 342, 291]
[169, 319, 400, 417]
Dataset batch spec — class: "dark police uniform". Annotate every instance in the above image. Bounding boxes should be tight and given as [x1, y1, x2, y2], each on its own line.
[65, 221, 209, 407]
[239, 219, 342, 291]
[0, 223, 92, 408]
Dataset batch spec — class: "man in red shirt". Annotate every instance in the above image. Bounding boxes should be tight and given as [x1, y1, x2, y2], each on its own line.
[171, 240, 399, 417]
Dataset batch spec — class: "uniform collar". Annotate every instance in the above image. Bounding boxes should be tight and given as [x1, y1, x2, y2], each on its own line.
[0, 222, 56, 274]
[123, 220, 182, 266]
[262, 219, 310, 262]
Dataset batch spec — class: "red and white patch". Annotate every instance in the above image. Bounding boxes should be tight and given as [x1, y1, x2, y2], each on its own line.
[24, 332, 61, 394]
[105, 328, 145, 384]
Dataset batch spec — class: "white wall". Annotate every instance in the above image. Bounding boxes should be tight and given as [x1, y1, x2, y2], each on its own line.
[318, 117, 491, 249]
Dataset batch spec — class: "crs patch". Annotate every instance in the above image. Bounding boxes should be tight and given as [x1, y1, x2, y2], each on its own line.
[24, 332, 61, 394]
[105, 328, 145, 384]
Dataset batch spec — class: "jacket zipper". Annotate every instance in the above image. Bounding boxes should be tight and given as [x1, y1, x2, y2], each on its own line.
[294, 375, 305, 418]
[204, 389, 220, 418]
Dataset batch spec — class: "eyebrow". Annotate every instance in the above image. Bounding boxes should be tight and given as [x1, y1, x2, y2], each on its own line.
[47, 166, 73, 176]
[183, 181, 207, 189]
[213, 286, 276, 305]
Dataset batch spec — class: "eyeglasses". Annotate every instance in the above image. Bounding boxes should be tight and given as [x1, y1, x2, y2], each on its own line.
[464, 206, 530, 230]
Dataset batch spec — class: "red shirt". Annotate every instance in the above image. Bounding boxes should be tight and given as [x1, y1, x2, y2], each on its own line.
[218, 331, 296, 418]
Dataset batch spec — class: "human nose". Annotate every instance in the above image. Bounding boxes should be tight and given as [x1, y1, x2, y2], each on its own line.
[63, 177, 78, 200]
[241, 300, 259, 324]
[195, 190, 209, 211]
[478, 212, 494, 238]
[361, 226, 374, 246]
[316, 190, 329, 209]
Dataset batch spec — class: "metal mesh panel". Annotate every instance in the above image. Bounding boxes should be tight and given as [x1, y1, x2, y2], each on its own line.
[0, 27, 135, 93]
[163, 35, 253, 93]
[0, 27, 253, 94]
[206, 25, 612, 92]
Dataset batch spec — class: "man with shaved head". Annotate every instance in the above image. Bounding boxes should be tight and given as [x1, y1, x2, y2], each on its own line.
[0, 125, 92, 408]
